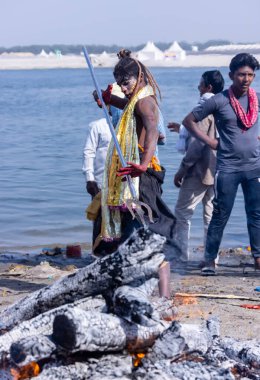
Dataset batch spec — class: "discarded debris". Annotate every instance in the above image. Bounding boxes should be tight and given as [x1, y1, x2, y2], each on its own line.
[240, 304, 260, 310]
[42, 247, 64, 256]
[66, 245, 82, 258]
[175, 292, 260, 302]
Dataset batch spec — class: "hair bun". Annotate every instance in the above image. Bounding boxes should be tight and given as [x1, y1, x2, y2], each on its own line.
[117, 49, 132, 59]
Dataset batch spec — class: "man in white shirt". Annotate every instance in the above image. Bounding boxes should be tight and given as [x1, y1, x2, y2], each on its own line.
[82, 103, 124, 254]
[83, 83, 124, 197]
[82, 117, 113, 197]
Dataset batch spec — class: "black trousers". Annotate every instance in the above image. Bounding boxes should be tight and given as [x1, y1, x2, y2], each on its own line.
[93, 168, 177, 256]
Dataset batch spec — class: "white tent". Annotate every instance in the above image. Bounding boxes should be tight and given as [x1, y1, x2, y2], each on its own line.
[90, 51, 117, 67]
[164, 41, 186, 60]
[99, 50, 110, 59]
[136, 41, 164, 61]
[38, 49, 49, 58]
[191, 45, 199, 52]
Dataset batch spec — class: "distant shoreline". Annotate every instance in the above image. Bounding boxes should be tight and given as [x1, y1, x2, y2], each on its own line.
[1, 53, 260, 70]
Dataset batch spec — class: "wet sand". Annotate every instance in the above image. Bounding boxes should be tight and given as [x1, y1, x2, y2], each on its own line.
[0, 246, 259, 340]
[170, 247, 260, 339]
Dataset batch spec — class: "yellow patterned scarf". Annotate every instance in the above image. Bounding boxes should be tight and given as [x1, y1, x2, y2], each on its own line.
[98, 85, 154, 244]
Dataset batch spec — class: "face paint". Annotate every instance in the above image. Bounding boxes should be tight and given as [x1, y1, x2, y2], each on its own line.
[117, 76, 138, 98]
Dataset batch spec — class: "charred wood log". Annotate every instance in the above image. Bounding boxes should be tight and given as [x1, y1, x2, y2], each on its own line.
[207, 338, 260, 379]
[36, 362, 91, 380]
[0, 228, 165, 332]
[220, 337, 260, 368]
[141, 319, 218, 365]
[113, 279, 178, 326]
[10, 335, 56, 367]
[37, 354, 132, 380]
[151, 298, 178, 322]
[133, 359, 236, 380]
[0, 296, 105, 362]
[123, 318, 168, 352]
[132, 319, 239, 380]
[52, 308, 168, 353]
[113, 278, 158, 325]
[53, 308, 126, 352]
[133, 319, 239, 380]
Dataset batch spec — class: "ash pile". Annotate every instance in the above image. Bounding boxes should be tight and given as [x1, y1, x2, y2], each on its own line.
[0, 228, 259, 380]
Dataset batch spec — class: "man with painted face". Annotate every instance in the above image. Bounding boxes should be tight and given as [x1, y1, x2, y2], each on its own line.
[93, 55, 177, 297]
[183, 53, 260, 274]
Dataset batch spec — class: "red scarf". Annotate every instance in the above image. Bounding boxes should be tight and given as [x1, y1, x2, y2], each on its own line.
[228, 86, 258, 129]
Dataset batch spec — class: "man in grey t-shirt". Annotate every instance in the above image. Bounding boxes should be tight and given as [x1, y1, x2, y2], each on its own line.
[183, 53, 260, 274]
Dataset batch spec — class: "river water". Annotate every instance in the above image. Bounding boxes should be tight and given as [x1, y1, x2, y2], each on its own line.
[1, 67, 259, 252]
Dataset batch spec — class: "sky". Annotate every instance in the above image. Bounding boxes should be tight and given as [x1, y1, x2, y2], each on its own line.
[1, 0, 260, 47]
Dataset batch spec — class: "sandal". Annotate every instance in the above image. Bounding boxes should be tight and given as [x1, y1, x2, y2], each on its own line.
[201, 266, 216, 276]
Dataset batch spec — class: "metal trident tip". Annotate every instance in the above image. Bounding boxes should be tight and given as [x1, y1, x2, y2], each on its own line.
[125, 199, 154, 226]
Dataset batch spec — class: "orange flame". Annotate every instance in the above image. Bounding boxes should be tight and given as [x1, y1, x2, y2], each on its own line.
[10, 362, 40, 380]
[131, 352, 145, 367]
[174, 295, 198, 306]
[163, 313, 179, 322]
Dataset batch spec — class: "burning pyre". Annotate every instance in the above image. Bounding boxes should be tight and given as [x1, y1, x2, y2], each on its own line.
[0, 228, 259, 380]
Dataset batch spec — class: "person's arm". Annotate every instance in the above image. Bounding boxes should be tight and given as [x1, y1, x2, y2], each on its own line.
[109, 94, 128, 110]
[182, 97, 219, 150]
[174, 117, 212, 187]
[182, 113, 219, 150]
[82, 124, 100, 197]
[93, 85, 128, 110]
[138, 98, 159, 167]
[167, 122, 180, 133]
[117, 97, 159, 177]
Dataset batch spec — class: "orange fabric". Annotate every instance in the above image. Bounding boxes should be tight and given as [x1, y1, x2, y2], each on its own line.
[138, 144, 162, 171]
[85, 192, 101, 221]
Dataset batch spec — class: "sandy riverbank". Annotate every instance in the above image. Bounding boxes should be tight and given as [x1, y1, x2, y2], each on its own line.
[1, 53, 260, 70]
[0, 246, 259, 340]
